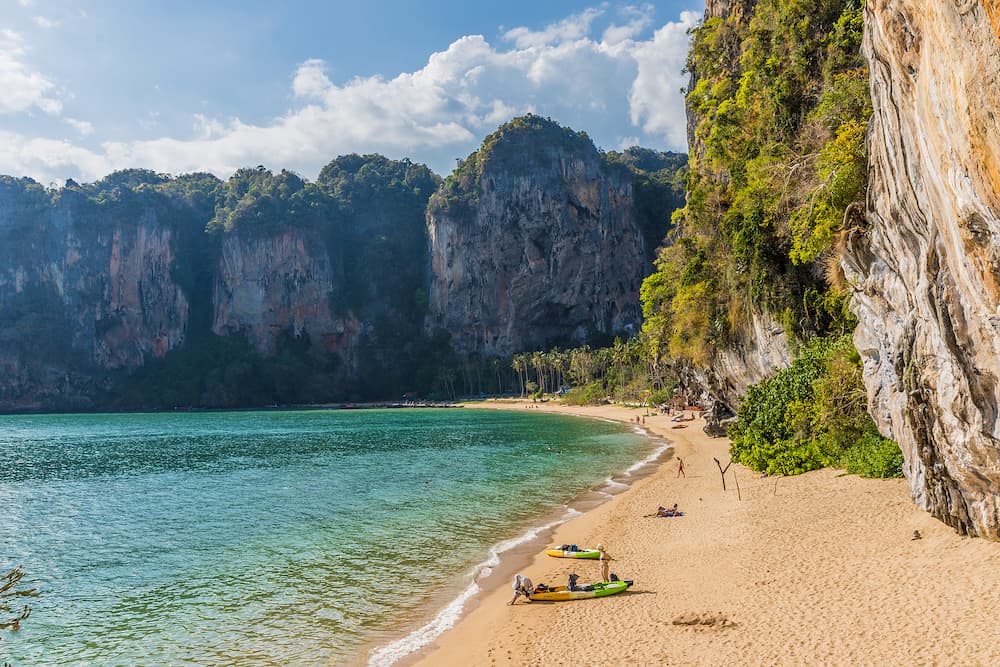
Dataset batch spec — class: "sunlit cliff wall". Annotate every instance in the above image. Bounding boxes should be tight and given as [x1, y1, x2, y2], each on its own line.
[845, 0, 1000, 537]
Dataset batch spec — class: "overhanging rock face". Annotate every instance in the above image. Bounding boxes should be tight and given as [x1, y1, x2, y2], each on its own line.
[845, 0, 1000, 538]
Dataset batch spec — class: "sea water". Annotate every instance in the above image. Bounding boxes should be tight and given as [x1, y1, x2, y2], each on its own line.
[0, 408, 658, 665]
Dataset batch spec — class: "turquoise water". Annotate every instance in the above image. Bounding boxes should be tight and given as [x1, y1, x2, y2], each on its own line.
[0, 408, 652, 665]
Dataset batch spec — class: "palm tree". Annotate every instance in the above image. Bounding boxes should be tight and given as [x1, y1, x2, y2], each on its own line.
[531, 351, 546, 395]
[491, 357, 504, 394]
[511, 353, 528, 397]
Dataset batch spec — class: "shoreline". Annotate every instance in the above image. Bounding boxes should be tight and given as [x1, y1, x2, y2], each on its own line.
[398, 399, 1000, 666]
[358, 401, 672, 667]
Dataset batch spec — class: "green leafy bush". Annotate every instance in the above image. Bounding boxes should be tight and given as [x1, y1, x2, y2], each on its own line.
[730, 335, 902, 477]
[561, 381, 608, 406]
[840, 432, 904, 478]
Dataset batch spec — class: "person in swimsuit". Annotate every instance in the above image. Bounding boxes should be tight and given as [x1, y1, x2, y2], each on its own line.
[657, 503, 681, 517]
[596, 543, 615, 582]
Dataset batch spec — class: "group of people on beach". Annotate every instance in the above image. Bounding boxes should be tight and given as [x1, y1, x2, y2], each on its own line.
[508, 414, 696, 606]
[508, 544, 615, 604]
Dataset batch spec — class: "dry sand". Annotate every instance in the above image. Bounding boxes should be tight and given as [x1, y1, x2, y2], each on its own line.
[407, 400, 1000, 666]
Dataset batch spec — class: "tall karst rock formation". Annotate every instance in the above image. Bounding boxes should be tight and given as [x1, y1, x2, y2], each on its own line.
[0, 134, 683, 410]
[0, 173, 199, 409]
[426, 116, 648, 357]
[845, 0, 1000, 538]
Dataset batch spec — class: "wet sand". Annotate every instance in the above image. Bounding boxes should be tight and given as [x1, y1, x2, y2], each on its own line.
[408, 400, 1000, 666]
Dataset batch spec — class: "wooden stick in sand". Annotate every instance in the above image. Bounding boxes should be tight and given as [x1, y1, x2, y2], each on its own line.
[713, 457, 733, 491]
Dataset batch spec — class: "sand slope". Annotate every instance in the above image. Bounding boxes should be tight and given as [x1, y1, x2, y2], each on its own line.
[411, 401, 1000, 666]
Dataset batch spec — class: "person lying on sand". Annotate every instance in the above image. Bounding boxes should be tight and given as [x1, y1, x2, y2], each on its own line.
[644, 504, 682, 517]
[658, 503, 682, 517]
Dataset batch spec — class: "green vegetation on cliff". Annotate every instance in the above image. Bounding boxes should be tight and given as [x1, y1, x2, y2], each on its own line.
[429, 114, 602, 220]
[109, 155, 445, 408]
[642, 0, 869, 365]
[629, 0, 899, 476]
[428, 115, 686, 252]
[206, 167, 331, 234]
[317, 154, 443, 397]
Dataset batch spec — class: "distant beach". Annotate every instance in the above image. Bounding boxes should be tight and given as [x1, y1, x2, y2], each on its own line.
[403, 399, 1000, 666]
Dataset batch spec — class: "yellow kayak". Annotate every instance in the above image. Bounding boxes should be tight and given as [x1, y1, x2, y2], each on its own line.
[528, 580, 632, 601]
[545, 548, 600, 559]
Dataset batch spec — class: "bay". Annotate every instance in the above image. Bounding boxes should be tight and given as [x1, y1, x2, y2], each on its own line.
[0, 408, 652, 665]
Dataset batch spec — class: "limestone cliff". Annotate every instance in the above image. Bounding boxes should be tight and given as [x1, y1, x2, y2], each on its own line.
[212, 228, 358, 365]
[669, 0, 804, 419]
[845, 0, 1000, 538]
[427, 116, 647, 356]
[0, 176, 191, 409]
[679, 309, 793, 420]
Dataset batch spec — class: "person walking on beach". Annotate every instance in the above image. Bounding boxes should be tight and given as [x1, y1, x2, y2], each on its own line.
[677, 457, 685, 478]
[508, 574, 534, 605]
[596, 544, 615, 582]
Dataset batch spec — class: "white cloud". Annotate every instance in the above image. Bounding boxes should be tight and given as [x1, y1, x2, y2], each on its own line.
[17, 0, 34, 7]
[0, 131, 111, 186]
[193, 113, 227, 139]
[0, 6, 699, 185]
[603, 4, 655, 45]
[503, 7, 606, 49]
[0, 29, 63, 115]
[65, 118, 94, 135]
[618, 135, 641, 150]
[33, 16, 57, 29]
[629, 10, 700, 147]
[292, 58, 333, 99]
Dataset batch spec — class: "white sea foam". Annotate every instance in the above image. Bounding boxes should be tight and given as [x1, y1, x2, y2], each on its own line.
[367, 506, 583, 666]
[368, 420, 670, 665]
[600, 478, 630, 493]
[478, 507, 583, 577]
[623, 440, 673, 476]
[367, 579, 481, 667]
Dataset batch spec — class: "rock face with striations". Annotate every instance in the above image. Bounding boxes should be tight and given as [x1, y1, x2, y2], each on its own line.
[683, 309, 793, 419]
[844, 0, 1000, 538]
[0, 175, 191, 409]
[426, 116, 646, 356]
[212, 228, 357, 361]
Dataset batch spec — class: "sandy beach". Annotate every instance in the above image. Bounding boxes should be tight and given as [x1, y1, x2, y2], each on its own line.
[407, 400, 1000, 666]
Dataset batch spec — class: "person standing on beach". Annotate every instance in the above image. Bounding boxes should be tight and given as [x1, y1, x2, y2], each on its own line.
[596, 544, 614, 582]
[677, 457, 685, 478]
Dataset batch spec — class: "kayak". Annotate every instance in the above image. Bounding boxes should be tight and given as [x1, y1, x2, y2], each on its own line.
[528, 580, 632, 601]
[545, 548, 600, 559]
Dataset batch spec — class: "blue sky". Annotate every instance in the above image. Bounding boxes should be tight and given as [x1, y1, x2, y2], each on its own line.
[1, 1, 703, 184]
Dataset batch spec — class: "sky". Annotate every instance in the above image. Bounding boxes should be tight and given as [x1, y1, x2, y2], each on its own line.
[0, 1, 703, 185]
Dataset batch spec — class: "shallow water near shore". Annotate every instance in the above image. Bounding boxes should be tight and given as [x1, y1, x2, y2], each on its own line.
[0, 408, 652, 665]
